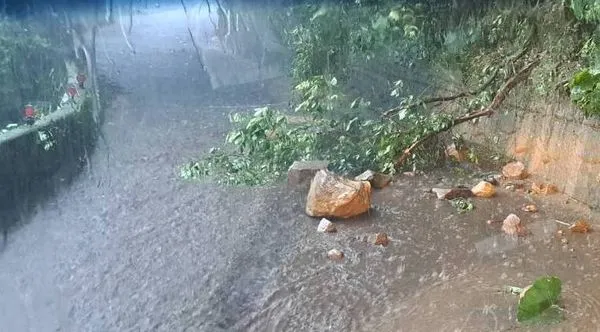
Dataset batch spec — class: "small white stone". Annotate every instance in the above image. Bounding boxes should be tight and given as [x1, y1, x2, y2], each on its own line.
[317, 218, 337, 233]
[327, 249, 344, 260]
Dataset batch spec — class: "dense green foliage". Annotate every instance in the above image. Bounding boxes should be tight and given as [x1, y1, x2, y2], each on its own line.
[284, 3, 430, 85]
[569, 0, 600, 23]
[569, 68, 600, 116]
[182, 0, 592, 185]
[181, 71, 455, 185]
[0, 18, 68, 126]
[565, 0, 600, 116]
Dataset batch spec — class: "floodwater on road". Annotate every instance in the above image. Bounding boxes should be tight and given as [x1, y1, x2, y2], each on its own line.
[1, 6, 600, 332]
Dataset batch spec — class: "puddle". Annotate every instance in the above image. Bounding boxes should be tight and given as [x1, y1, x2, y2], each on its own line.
[241, 170, 600, 331]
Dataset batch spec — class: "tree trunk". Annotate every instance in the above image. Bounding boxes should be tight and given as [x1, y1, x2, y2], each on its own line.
[128, 0, 133, 34]
[105, 0, 114, 23]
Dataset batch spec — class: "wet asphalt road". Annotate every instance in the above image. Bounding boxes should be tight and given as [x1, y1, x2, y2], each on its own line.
[0, 7, 300, 331]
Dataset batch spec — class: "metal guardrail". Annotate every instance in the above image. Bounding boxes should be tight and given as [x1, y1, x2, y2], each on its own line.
[0, 61, 87, 145]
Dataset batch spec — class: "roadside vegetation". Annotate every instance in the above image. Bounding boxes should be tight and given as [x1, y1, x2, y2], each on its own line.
[0, 17, 68, 127]
[181, 0, 600, 186]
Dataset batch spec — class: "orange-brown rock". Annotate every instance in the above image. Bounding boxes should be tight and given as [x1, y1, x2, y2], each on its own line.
[471, 181, 496, 198]
[502, 161, 528, 180]
[570, 220, 591, 233]
[530, 182, 559, 195]
[374, 233, 389, 246]
[445, 143, 467, 162]
[306, 170, 371, 219]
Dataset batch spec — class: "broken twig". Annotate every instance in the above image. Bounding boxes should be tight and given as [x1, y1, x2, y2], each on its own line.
[553, 219, 571, 227]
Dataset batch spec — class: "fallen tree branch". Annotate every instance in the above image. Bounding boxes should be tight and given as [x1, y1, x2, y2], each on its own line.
[506, 18, 537, 66]
[394, 56, 541, 168]
[384, 20, 536, 120]
[382, 68, 498, 118]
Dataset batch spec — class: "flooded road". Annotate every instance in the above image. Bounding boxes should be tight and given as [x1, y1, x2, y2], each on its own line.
[1, 6, 600, 332]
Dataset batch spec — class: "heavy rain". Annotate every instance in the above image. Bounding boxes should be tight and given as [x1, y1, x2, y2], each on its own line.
[1, 0, 600, 331]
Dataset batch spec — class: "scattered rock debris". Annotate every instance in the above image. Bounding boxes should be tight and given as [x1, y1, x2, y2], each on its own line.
[471, 181, 496, 198]
[445, 143, 467, 162]
[530, 182, 559, 195]
[502, 161, 528, 180]
[444, 187, 475, 200]
[483, 174, 502, 186]
[570, 220, 591, 233]
[431, 187, 473, 200]
[354, 169, 392, 189]
[521, 204, 538, 213]
[327, 249, 344, 260]
[502, 214, 528, 236]
[287, 160, 329, 189]
[306, 156, 581, 262]
[552, 219, 592, 233]
[306, 170, 371, 219]
[374, 233, 389, 246]
[317, 218, 337, 233]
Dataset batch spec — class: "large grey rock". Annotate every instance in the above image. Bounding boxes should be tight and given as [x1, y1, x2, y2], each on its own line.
[287, 160, 329, 189]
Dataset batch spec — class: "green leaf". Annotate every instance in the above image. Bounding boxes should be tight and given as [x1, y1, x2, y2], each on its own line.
[310, 5, 329, 21]
[227, 131, 243, 144]
[388, 9, 401, 22]
[571, 70, 597, 91]
[517, 276, 563, 325]
[397, 109, 408, 120]
[254, 107, 269, 117]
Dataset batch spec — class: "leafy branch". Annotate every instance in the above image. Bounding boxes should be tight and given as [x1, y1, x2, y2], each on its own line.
[394, 55, 541, 168]
[382, 68, 499, 118]
[382, 18, 537, 120]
